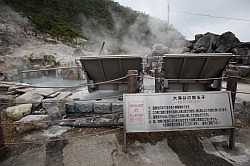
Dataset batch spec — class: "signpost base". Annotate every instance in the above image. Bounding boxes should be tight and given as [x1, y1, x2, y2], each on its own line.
[229, 128, 235, 150]
[123, 131, 127, 153]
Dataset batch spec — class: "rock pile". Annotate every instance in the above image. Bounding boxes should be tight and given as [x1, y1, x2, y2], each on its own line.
[1, 81, 123, 134]
[149, 31, 250, 65]
[190, 31, 250, 64]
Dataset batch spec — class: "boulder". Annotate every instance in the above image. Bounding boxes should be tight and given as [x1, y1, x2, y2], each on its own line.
[0, 95, 14, 103]
[151, 44, 169, 57]
[183, 40, 193, 48]
[14, 88, 35, 94]
[46, 106, 63, 121]
[29, 88, 56, 97]
[15, 91, 44, 105]
[16, 115, 51, 134]
[193, 32, 219, 53]
[195, 34, 203, 41]
[5, 104, 32, 120]
[42, 92, 72, 115]
[215, 31, 240, 53]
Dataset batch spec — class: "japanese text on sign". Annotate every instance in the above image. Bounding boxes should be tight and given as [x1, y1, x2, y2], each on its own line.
[123, 91, 234, 133]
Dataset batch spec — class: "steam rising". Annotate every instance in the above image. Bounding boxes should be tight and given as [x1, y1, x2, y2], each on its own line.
[80, 10, 186, 55]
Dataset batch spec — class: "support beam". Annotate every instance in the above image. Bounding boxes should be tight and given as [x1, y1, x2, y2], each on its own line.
[127, 70, 138, 93]
[226, 70, 238, 106]
[125, 70, 139, 152]
[226, 70, 238, 150]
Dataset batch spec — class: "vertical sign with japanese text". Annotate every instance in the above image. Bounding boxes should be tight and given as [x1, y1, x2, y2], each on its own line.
[128, 101, 145, 124]
[123, 91, 234, 133]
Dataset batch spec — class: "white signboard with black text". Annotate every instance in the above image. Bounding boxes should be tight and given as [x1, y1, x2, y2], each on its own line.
[123, 91, 234, 133]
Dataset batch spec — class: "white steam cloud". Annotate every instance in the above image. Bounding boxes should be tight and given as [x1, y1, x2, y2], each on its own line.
[79, 9, 187, 55]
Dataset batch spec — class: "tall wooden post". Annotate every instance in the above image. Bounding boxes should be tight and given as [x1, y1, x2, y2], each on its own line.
[226, 70, 238, 106]
[127, 70, 138, 93]
[124, 70, 138, 152]
[226, 70, 238, 150]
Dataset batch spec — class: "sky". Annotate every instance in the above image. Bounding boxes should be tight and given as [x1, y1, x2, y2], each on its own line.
[113, 0, 250, 41]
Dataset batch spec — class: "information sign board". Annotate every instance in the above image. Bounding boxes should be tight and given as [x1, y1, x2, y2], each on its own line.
[123, 91, 234, 133]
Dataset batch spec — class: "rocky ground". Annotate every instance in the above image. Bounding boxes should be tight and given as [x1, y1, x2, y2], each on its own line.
[0, 5, 99, 82]
[1, 124, 250, 166]
[0, 78, 250, 166]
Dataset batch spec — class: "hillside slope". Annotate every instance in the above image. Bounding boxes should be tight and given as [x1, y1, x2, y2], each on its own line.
[3, 0, 185, 53]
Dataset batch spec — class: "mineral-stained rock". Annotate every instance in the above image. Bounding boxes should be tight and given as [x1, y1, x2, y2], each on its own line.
[94, 102, 111, 114]
[5, 104, 32, 120]
[74, 102, 93, 113]
[16, 115, 51, 134]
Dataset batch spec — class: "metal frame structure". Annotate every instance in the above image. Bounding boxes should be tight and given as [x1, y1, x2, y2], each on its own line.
[80, 55, 143, 92]
[159, 53, 234, 92]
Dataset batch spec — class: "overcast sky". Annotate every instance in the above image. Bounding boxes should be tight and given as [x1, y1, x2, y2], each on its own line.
[113, 0, 250, 41]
